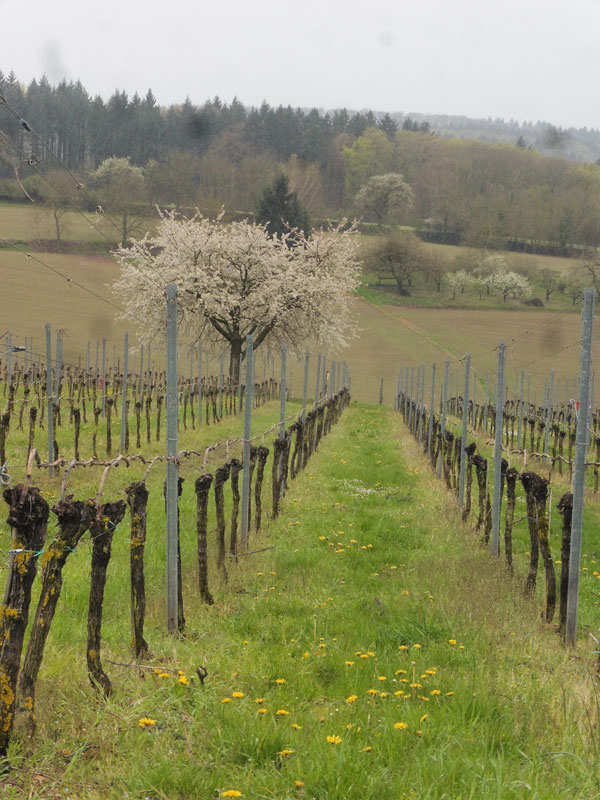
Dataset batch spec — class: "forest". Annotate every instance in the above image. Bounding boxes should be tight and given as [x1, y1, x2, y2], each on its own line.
[1, 70, 600, 255]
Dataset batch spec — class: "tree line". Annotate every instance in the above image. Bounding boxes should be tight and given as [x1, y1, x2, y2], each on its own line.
[2, 70, 600, 255]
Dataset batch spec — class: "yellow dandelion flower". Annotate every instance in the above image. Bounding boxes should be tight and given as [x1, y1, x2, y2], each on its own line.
[326, 735, 342, 744]
[278, 749, 294, 756]
[410, 683, 422, 689]
[276, 709, 290, 715]
[222, 791, 242, 798]
[395, 669, 407, 675]
[232, 691, 244, 698]
[302, 652, 310, 659]
[345, 661, 354, 667]
[378, 676, 386, 681]
[366, 651, 375, 657]
[399, 645, 408, 651]
[346, 695, 358, 703]
[448, 639, 457, 645]
[178, 675, 189, 686]
[446, 691, 454, 697]
[394, 691, 404, 697]
[394, 722, 408, 730]
[138, 717, 156, 728]
[291, 723, 302, 730]
[416, 729, 423, 737]
[420, 714, 428, 723]
[412, 644, 421, 650]
[222, 697, 231, 703]
[255, 697, 265, 704]
[367, 688, 379, 696]
[295, 781, 304, 787]
[258, 708, 268, 714]
[380, 692, 389, 698]
[362, 745, 373, 752]
[158, 672, 170, 678]
[425, 669, 436, 675]
[430, 689, 441, 696]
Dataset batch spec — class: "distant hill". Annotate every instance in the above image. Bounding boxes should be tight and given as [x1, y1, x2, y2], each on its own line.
[387, 112, 600, 163]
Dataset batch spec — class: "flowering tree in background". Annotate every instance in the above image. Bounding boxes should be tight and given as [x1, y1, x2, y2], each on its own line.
[445, 269, 474, 299]
[113, 211, 361, 380]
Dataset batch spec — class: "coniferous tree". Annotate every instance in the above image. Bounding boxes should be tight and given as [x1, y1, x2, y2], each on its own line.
[256, 173, 310, 238]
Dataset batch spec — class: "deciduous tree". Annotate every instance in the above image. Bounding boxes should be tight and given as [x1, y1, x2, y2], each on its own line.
[113, 212, 360, 381]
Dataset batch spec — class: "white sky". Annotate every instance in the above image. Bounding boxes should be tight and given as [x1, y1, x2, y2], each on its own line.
[1, 0, 599, 129]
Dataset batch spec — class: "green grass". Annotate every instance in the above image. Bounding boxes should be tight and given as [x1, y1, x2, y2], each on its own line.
[3, 404, 600, 799]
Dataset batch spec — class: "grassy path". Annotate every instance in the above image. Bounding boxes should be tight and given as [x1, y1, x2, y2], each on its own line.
[4, 404, 600, 799]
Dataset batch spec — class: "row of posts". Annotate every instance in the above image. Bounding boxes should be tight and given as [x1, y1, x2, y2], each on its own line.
[163, 286, 349, 631]
[396, 288, 595, 648]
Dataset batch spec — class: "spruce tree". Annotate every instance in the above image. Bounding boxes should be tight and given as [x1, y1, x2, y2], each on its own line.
[256, 174, 310, 239]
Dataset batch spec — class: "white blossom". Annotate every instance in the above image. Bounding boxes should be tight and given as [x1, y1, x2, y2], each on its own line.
[112, 210, 361, 376]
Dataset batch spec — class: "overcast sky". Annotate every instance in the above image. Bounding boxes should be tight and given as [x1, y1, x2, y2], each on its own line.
[1, 0, 599, 129]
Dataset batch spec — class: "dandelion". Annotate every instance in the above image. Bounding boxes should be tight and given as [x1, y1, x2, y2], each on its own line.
[178, 675, 189, 686]
[425, 669, 436, 675]
[399, 645, 408, 651]
[345, 661, 354, 667]
[302, 652, 310, 659]
[295, 781, 304, 787]
[258, 708, 268, 714]
[395, 669, 407, 675]
[278, 749, 294, 757]
[412, 644, 421, 650]
[430, 689, 441, 696]
[277, 709, 290, 715]
[380, 692, 389, 698]
[448, 639, 457, 645]
[222, 698, 231, 704]
[326, 735, 342, 744]
[138, 717, 156, 728]
[222, 792, 242, 798]
[346, 695, 358, 703]
[255, 698, 265, 704]
[362, 745, 373, 752]
[378, 676, 386, 682]
[291, 723, 302, 730]
[158, 672, 170, 679]
[367, 689, 379, 696]
[446, 691, 454, 697]
[394, 691, 404, 697]
[394, 722, 408, 730]
[420, 714, 428, 723]
[232, 691, 244, 698]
